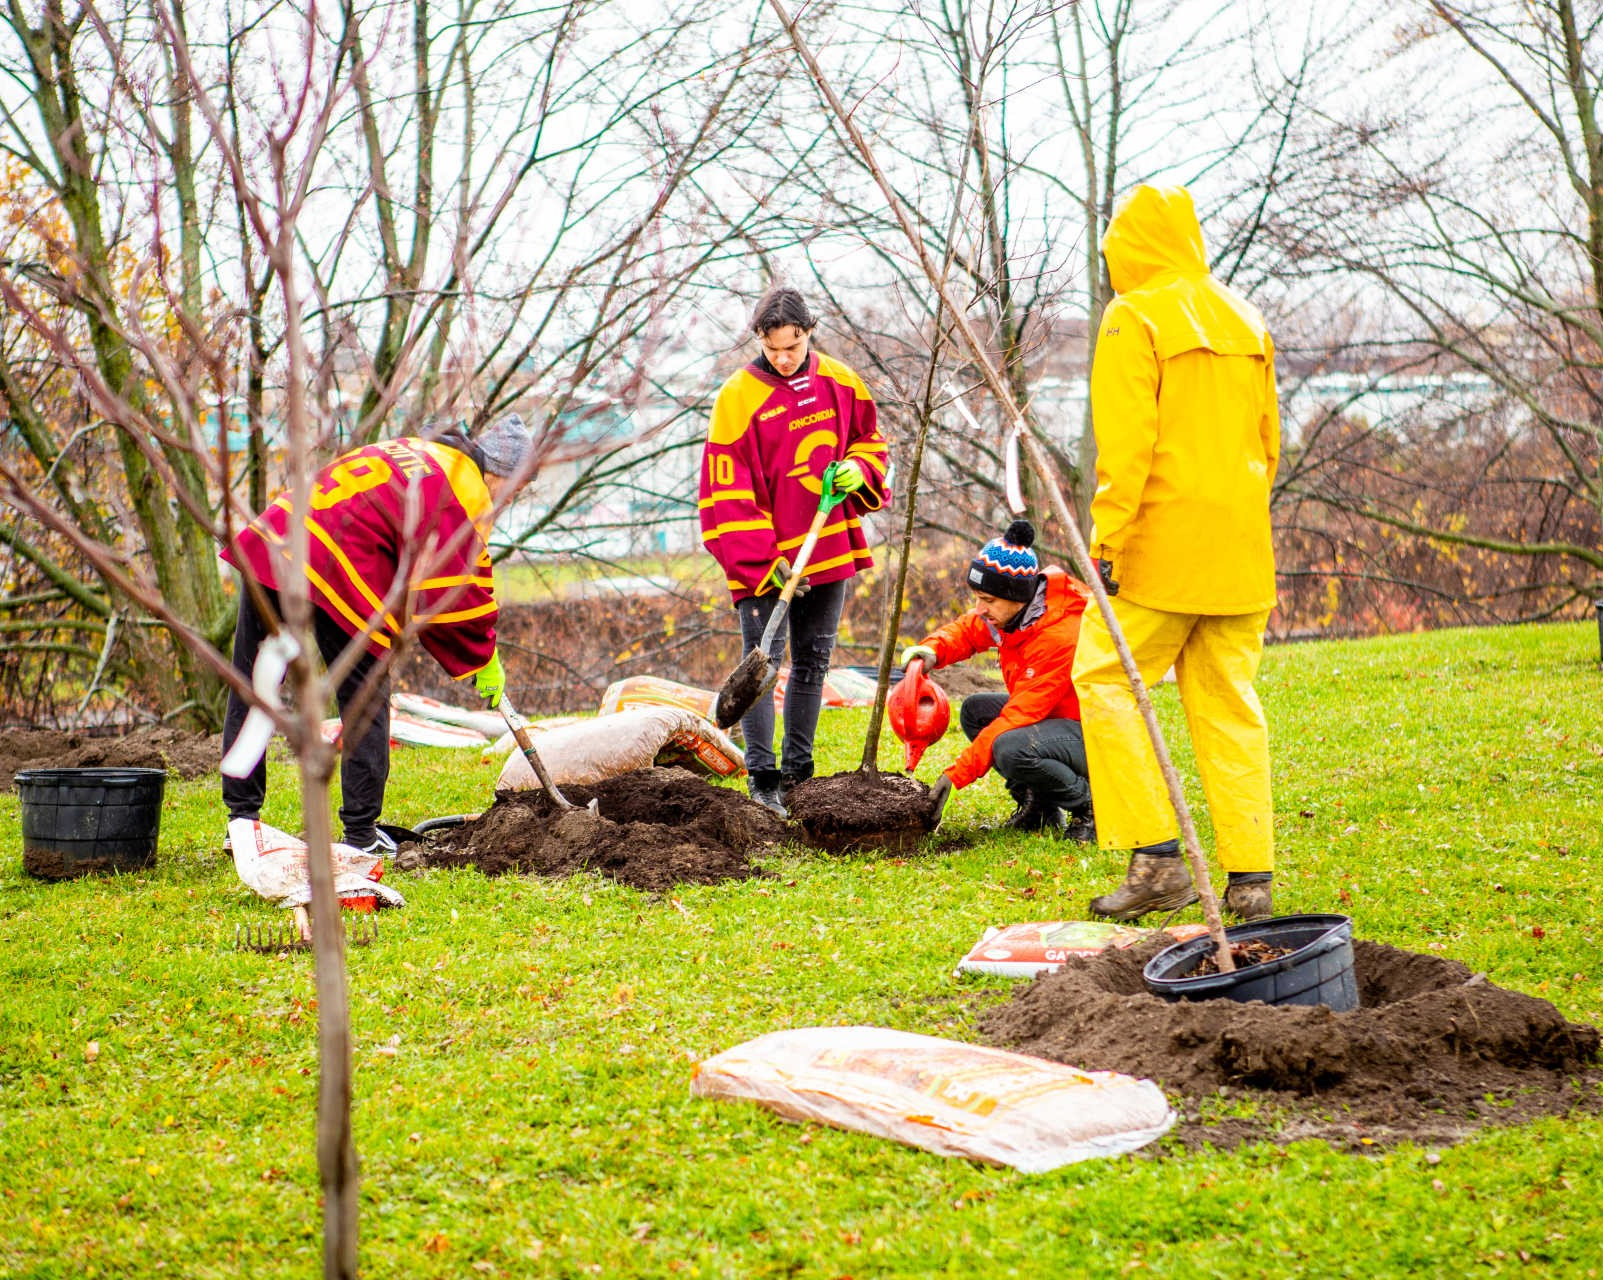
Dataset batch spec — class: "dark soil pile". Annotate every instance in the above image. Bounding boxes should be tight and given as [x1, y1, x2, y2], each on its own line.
[2, 726, 220, 786]
[413, 767, 784, 891]
[787, 770, 934, 853]
[982, 938, 1603, 1151]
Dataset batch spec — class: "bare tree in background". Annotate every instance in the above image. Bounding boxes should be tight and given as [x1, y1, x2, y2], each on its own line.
[718, 1, 1318, 566]
[0, 2, 768, 1275]
[0, 0, 766, 727]
[1265, 0, 1603, 629]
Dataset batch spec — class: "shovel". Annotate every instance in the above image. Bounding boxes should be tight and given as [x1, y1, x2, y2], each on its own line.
[497, 692, 581, 810]
[714, 462, 848, 729]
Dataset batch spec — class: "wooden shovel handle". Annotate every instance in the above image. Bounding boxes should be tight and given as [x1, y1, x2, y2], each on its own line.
[498, 694, 575, 810]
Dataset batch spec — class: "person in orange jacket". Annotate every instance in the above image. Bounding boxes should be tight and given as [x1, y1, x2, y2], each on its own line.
[902, 521, 1095, 840]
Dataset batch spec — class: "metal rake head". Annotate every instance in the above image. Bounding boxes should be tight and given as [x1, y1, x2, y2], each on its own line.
[234, 915, 380, 954]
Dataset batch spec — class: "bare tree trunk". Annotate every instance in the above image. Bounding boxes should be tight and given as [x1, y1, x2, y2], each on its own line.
[299, 734, 359, 1279]
[860, 308, 950, 772]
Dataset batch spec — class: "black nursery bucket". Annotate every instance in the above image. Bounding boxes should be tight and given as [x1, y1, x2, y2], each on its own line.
[1142, 913, 1358, 1012]
[16, 767, 166, 880]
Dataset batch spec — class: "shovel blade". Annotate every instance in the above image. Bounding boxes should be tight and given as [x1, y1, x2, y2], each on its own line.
[715, 647, 772, 729]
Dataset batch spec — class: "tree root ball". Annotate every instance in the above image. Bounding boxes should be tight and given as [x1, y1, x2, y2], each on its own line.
[413, 767, 785, 891]
[982, 937, 1603, 1150]
[786, 770, 935, 854]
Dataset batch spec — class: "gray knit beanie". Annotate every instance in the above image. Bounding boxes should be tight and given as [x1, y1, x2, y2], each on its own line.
[475, 413, 534, 478]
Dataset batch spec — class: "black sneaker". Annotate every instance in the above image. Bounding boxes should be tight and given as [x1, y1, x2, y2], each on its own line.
[778, 769, 813, 807]
[748, 771, 788, 818]
[1004, 794, 1064, 834]
[1064, 807, 1097, 844]
[749, 781, 788, 818]
[349, 828, 398, 856]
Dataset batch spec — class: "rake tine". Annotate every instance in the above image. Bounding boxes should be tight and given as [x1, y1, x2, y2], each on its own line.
[235, 909, 386, 953]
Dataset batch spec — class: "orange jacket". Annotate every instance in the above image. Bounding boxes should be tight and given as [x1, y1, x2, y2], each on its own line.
[919, 567, 1089, 789]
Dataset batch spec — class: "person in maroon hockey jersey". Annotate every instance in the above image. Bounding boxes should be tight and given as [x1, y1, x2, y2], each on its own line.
[221, 416, 532, 852]
[699, 289, 892, 815]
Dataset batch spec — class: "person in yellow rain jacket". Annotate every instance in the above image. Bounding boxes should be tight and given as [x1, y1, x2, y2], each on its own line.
[1072, 184, 1280, 923]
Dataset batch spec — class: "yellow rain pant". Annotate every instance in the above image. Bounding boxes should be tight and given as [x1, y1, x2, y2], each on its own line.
[1071, 600, 1273, 872]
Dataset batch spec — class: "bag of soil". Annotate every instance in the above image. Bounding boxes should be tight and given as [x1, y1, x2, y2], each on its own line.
[227, 818, 405, 910]
[495, 707, 744, 790]
[957, 921, 1212, 978]
[692, 1026, 1173, 1172]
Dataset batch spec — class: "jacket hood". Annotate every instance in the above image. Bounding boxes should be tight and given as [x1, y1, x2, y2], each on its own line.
[1102, 185, 1207, 295]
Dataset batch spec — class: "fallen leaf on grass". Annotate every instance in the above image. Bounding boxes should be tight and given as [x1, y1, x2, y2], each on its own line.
[424, 1232, 449, 1254]
[84, 1041, 99, 1063]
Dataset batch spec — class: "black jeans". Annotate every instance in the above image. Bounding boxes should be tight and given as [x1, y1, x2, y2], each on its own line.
[735, 578, 847, 782]
[220, 587, 391, 846]
[959, 691, 1091, 813]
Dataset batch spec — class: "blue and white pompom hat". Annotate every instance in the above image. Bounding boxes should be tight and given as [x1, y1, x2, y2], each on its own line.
[967, 519, 1040, 603]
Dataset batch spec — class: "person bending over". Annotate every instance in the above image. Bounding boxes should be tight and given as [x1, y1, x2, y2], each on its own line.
[904, 520, 1094, 841]
[220, 415, 532, 852]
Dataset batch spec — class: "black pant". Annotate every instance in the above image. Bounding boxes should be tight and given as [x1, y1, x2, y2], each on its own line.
[735, 578, 847, 783]
[220, 587, 390, 846]
[959, 691, 1091, 813]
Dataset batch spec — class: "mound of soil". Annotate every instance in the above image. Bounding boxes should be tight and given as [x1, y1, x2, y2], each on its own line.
[2, 726, 220, 787]
[413, 767, 784, 892]
[982, 938, 1603, 1151]
[787, 770, 935, 853]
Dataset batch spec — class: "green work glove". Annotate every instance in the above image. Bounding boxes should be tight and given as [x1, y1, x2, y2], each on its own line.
[927, 774, 954, 829]
[474, 649, 505, 707]
[900, 643, 937, 671]
[833, 458, 866, 494]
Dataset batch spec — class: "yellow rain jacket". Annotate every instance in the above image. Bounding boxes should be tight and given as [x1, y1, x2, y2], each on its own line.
[1089, 185, 1280, 615]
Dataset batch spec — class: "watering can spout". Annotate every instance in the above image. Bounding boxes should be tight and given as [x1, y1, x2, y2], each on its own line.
[887, 657, 951, 775]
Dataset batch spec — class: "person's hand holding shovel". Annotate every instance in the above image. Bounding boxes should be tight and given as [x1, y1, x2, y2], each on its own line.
[475, 649, 505, 707]
[763, 558, 810, 598]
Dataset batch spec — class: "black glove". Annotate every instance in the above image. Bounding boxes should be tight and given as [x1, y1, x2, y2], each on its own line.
[1096, 558, 1120, 597]
[761, 558, 811, 598]
[927, 774, 953, 829]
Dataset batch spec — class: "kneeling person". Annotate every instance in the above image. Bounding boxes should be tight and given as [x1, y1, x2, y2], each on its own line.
[906, 521, 1094, 839]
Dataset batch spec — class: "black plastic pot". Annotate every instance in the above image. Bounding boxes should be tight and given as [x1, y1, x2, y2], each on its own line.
[16, 767, 166, 880]
[1142, 913, 1358, 1011]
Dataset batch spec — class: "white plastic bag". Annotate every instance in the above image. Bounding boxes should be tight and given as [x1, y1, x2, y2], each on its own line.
[692, 1026, 1173, 1172]
[227, 818, 405, 910]
[495, 707, 744, 790]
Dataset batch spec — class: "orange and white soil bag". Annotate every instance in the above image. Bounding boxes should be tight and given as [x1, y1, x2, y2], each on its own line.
[495, 706, 744, 789]
[692, 1026, 1173, 1172]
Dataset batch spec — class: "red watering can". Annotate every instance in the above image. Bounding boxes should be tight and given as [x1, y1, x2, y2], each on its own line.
[887, 657, 950, 771]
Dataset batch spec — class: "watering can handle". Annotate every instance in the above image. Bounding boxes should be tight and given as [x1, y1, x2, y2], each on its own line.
[1004, 428, 1026, 517]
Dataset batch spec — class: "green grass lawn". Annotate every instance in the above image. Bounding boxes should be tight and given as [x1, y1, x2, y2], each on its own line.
[2, 622, 1601, 1278]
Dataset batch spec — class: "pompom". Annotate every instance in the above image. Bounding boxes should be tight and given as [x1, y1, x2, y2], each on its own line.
[1003, 518, 1036, 548]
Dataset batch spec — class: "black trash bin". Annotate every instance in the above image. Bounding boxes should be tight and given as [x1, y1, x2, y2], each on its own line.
[16, 767, 166, 880]
[1142, 913, 1358, 1011]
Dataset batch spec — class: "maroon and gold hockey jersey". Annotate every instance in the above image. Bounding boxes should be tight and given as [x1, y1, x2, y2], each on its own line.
[222, 438, 498, 679]
[699, 351, 890, 601]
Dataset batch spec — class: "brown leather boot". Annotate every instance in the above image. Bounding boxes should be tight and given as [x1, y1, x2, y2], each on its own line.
[1224, 876, 1273, 922]
[1088, 852, 1200, 921]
